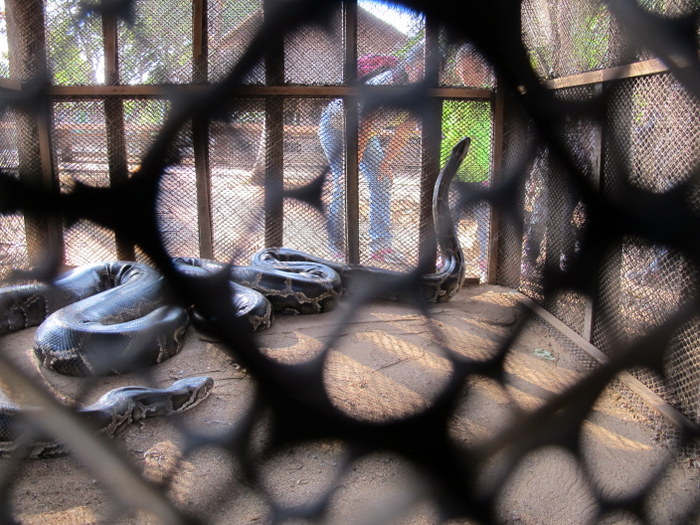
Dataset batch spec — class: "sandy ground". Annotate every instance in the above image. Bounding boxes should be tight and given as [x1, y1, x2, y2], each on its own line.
[1, 285, 698, 524]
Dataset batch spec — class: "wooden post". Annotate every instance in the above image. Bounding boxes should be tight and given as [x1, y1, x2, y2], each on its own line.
[5, 0, 62, 264]
[263, 0, 285, 248]
[102, 12, 134, 260]
[419, 16, 441, 270]
[488, 82, 505, 284]
[343, 1, 359, 263]
[192, 0, 214, 258]
[581, 83, 604, 342]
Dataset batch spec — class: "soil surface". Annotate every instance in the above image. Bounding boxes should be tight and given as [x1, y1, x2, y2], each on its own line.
[1, 285, 698, 524]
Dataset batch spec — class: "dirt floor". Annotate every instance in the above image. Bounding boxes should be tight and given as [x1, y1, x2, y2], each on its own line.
[1, 284, 698, 524]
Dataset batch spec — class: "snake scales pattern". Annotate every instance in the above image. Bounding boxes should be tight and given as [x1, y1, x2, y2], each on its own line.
[0, 136, 470, 457]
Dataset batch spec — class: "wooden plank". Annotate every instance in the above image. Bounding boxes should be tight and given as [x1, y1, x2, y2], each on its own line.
[101, 13, 134, 259]
[419, 16, 441, 270]
[5, 0, 62, 262]
[46, 84, 493, 100]
[193, 0, 207, 83]
[581, 83, 604, 342]
[192, 0, 213, 258]
[101, 14, 118, 84]
[343, 1, 359, 264]
[0, 77, 21, 90]
[193, 117, 213, 258]
[487, 82, 505, 285]
[520, 293, 698, 431]
[544, 57, 673, 90]
[263, 0, 285, 248]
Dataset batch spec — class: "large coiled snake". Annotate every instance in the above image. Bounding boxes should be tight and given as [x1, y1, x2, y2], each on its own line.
[0, 136, 470, 457]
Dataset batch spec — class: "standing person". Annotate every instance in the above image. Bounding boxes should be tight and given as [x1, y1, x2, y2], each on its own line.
[318, 44, 424, 263]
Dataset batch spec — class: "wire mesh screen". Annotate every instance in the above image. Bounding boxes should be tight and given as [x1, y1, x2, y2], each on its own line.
[358, 0, 424, 59]
[210, 99, 266, 264]
[356, 107, 422, 267]
[208, 0, 264, 84]
[0, 1, 700, 524]
[521, 0, 631, 79]
[45, 1, 104, 85]
[442, 99, 492, 280]
[439, 42, 495, 89]
[284, 10, 343, 86]
[282, 98, 337, 259]
[0, 109, 26, 277]
[52, 99, 117, 264]
[0, 0, 8, 78]
[593, 73, 700, 421]
[117, 0, 192, 85]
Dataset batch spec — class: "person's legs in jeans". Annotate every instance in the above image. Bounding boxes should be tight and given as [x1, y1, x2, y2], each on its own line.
[360, 136, 393, 257]
[318, 105, 345, 257]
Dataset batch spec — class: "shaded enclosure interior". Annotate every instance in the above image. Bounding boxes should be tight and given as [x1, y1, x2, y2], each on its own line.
[0, 0, 699, 523]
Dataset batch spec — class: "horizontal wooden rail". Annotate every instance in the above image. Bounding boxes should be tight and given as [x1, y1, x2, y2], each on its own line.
[520, 294, 698, 432]
[43, 83, 493, 100]
[543, 54, 698, 90]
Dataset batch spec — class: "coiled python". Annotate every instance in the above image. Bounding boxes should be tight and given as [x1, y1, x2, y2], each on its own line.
[0, 136, 469, 456]
[177, 135, 471, 328]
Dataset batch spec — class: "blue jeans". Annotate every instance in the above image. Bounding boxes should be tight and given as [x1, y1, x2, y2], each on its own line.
[319, 104, 392, 255]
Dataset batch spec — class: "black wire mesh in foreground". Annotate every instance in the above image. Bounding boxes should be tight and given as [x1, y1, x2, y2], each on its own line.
[0, 0, 699, 524]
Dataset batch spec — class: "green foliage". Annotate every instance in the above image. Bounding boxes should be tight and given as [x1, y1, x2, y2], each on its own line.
[571, 4, 611, 72]
[440, 100, 492, 183]
[46, 0, 104, 85]
[117, 0, 193, 84]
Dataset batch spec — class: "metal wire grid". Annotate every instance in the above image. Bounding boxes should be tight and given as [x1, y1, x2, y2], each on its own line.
[594, 73, 700, 420]
[519, 149, 549, 302]
[146, 103, 199, 260]
[209, 99, 267, 264]
[44, 1, 105, 85]
[541, 89, 599, 336]
[523, 0, 699, 81]
[521, 0, 632, 80]
[0, 109, 27, 278]
[0, 1, 698, 523]
[208, 0, 264, 84]
[355, 109, 422, 267]
[639, 0, 700, 17]
[284, 10, 343, 86]
[282, 98, 338, 259]
[357, 0, 424, 71]
[439, 42, 496, 89]
[443, 99, 493, 280]
[52, 99, 117, 265]
[51, 98, 193, 265]
[117, 0, 193, 85]
[0, 1, 9, 78]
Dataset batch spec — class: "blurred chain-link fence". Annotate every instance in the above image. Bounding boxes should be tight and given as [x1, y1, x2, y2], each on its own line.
[0, 0, 698, 523]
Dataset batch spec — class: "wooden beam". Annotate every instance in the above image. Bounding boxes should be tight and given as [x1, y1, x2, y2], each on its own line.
[544, 56, 675, 90]
[581, 83, 604, 342]
[5, 0, 62, 263]
[263, 0, 285, 248]
[193, 0, 207, 83]
[0, 78, 21, 90]
[102, 13, 134, 260]
[520, 294, 698, 432]
[343, 1, 360, 264]
[46, 84, 493, 100]
[419, 15, 441, 270]
[192, 0, 213, 258]
[487, 83, 505, 285]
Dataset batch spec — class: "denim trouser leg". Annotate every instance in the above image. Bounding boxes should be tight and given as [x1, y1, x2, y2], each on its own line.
[360, 136, 392, 253]
[318, 107, 345, 254]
